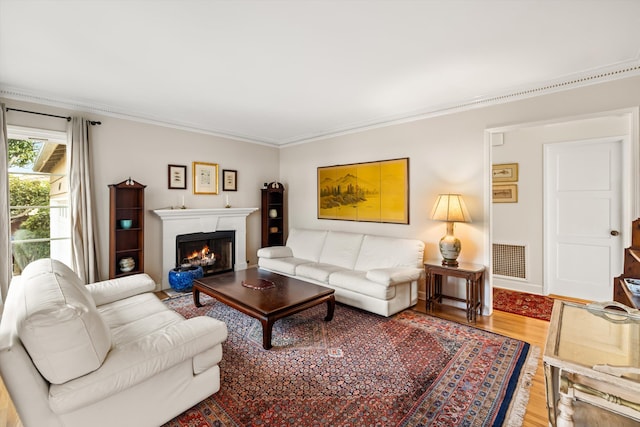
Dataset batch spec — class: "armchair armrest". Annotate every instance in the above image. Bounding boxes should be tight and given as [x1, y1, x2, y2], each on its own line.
[49, 316, 228, 413]
[366, 268, 423, 286]
[86, 274, 156, 306]
[257, 246, 293, 259]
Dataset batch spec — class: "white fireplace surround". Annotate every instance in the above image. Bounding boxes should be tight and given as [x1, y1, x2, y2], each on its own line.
[153, 207, 258, 289]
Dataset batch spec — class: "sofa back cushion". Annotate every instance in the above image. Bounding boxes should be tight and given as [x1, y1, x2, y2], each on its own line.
[354, 235, 425, 271]
[15, 259, 112, 384]
[318, 231, 364, 269]
[285, 229, 328, 262]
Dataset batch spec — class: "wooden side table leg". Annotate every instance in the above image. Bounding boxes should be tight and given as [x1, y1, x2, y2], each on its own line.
[465, 277, 472, 322]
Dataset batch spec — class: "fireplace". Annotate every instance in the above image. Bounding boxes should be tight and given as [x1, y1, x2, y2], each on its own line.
[176, 231, 235, 276]
[153, 207, 258, 290]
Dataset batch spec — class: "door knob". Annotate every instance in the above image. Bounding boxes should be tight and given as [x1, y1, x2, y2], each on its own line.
[611, 230, 620, 236]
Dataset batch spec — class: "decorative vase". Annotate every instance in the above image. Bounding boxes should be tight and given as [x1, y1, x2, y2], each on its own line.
[119, 257, 135, 273]
[269, 209, 278, 218]
[120, 219, 133, 229]
[168, 265, 204, 292]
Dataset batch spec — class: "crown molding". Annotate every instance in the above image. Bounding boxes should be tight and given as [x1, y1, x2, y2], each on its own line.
[3, 59, 640, 148]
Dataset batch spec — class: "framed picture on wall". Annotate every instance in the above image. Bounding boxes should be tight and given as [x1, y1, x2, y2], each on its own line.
[492, 163, 519, 182]
[222, 169, 237, 191]
[193, 162, 219, 195]
[167, 164, 187, 189]
[493, 184, 518, 203]
[317, 157, 409, 223]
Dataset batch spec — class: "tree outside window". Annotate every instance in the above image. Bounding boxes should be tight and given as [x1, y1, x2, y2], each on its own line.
[8, 128, 70, 274]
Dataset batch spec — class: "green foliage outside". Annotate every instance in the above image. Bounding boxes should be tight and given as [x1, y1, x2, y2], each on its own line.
[8, 139, 51, 273]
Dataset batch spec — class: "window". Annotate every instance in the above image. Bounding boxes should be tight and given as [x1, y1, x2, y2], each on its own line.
[7, 125, 70, 274]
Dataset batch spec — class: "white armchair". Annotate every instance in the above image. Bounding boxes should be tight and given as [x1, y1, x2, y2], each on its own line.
[0, 258, 227, 427]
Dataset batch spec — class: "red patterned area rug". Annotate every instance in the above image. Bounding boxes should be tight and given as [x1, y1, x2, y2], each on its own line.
[163, 295, 538, 427]
[493, 288, 554, 321]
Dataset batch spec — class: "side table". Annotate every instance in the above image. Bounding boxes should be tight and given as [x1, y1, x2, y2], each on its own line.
[424, 260, 485, 322]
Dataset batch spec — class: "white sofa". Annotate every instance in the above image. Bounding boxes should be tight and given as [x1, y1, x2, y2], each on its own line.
[0, 258, 228, 427]
[257, 228, 425, 316]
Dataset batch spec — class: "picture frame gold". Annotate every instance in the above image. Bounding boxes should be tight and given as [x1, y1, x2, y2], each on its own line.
[192, 162, 218, 195]
[492, 163, 519, 182]
[222, 169, 237, 191]
[493, 184, 518, 203]
[317, 157, 409, 223]
[168, 164, 187, 189]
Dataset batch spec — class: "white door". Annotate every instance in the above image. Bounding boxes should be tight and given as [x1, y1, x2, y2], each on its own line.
[544, 138, 623, 301]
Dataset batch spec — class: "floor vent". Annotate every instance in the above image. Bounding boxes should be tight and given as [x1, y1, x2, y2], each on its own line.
[493, 243, 526, 279]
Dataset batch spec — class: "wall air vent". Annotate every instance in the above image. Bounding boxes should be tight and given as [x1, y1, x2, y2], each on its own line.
[493, 243, 526, 279]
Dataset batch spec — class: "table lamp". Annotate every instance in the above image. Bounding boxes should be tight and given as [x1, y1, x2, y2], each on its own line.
[430, 194, 472, 266]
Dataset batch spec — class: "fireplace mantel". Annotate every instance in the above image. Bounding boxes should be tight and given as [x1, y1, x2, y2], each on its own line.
[153, 207, 258, 289]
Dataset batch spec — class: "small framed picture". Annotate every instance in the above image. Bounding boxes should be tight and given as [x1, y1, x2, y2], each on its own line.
[168, 164, 187, 189]
[492, 163, 519, 182]
[222, 169, 238, 191]
[193, 162, 219, 195]
[493, 184, 518, 203]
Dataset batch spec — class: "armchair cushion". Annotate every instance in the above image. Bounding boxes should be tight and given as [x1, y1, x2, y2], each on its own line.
[87, 274, 156, 306]
[48, 316, 227, 413]
[16, 260, 111, 384]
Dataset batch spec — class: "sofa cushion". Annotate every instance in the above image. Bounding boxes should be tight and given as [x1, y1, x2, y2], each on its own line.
[366, 267, 423, 286]
[354, 235, 424, 271]
[329, 270, 396, 300]
[318, 231, 364, 269]
[296, 262, 348, 283]
[16, 261, 112, 384]
[258, 257, 311, 276]
[285, 229, 328, 262]
[256, 246, 293, 259]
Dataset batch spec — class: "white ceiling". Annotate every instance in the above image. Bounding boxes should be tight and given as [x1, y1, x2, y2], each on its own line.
[1, 1, 640, 146]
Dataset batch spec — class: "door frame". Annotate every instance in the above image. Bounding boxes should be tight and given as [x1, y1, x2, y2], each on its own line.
[483, 107, 639, 311]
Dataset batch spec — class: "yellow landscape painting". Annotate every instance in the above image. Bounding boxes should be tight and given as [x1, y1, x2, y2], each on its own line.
[317, 158, 409, 223]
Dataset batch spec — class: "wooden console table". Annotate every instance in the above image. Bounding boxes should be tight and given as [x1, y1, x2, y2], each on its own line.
[424, 260, 485, 322]
[544, 300, 640, 426]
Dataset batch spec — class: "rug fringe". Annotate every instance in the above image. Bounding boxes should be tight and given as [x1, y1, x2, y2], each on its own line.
[504, 345, 540, 427]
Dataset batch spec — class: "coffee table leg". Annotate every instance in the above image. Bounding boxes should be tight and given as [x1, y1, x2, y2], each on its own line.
[193, 287, 203, 307]
[260, 318, 274, 350]
[325, 295, 335, 321]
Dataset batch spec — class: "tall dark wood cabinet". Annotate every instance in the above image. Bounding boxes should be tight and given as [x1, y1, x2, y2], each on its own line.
[261, 182, 285, 247]
[613, 218, 640, 309]
[109, 179, 146, 279]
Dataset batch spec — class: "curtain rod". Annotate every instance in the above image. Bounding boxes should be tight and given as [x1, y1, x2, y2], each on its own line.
[5, 107, 102, 125]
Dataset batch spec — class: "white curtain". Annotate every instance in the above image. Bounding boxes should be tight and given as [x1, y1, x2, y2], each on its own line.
[0, 104, 12, 303]
[69, 117, 99, 283]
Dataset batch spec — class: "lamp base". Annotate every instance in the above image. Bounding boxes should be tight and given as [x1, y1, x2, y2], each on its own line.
[441, 258, 459, 267]
[439, 222, 461, 267]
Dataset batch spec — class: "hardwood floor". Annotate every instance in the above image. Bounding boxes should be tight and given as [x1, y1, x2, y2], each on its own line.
[0, 299, 551, 427]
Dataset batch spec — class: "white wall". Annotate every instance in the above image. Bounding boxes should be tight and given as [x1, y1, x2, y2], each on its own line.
[4, 74, 640, 310]
[2, 98, 280, 287]
[279, 75, 640, 311]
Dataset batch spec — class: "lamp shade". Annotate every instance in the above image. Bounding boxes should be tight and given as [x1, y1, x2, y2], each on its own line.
[430, 194, 472, 223]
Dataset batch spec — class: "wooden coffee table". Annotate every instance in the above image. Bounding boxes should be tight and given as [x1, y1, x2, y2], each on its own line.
[193, 268, 335, 349]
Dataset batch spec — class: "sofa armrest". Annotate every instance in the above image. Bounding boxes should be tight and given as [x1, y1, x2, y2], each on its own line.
[49, 316, 228, 413]
[257, 246, 293, 259]
[365, 268, 423, 286]
[86, 274, 156, 306]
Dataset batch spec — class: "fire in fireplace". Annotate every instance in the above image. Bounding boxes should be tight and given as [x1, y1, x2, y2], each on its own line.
[176, 230, 235, 276]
